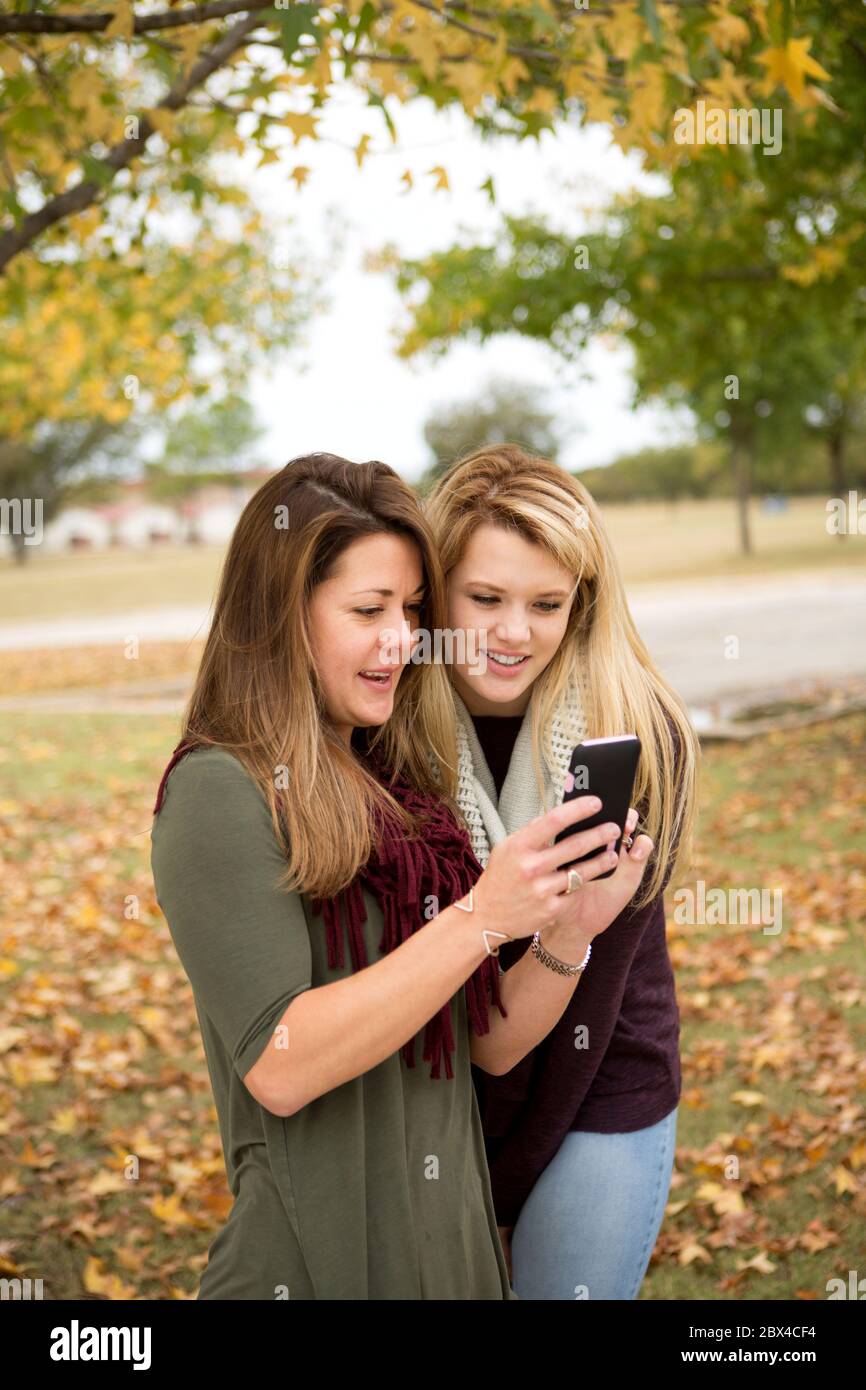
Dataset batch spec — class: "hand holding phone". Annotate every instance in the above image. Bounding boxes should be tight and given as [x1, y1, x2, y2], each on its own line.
[555, 735, 642, 879]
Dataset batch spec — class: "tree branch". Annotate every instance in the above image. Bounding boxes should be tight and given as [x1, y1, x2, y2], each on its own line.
[0, 0, 276, 37]
[0, 12, 263, 273]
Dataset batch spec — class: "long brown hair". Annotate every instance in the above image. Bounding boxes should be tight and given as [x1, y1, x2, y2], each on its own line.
[424, 443, 700, 908]
[176, 453, 460, 899]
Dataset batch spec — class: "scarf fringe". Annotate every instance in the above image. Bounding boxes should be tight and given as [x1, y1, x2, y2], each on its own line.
[311, 753, 505, 1081]
[154, 738, 503, 1085]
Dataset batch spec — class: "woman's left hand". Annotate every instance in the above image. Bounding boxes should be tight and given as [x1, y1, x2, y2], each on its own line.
[552, 806, 654, 945]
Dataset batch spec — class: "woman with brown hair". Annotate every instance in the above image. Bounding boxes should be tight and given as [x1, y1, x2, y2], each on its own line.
[150, 452, 655, 1299]
[423, 443, 701, 1300]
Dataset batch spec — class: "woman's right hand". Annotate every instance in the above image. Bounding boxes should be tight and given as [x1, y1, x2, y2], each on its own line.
[469, 794, 622, 941]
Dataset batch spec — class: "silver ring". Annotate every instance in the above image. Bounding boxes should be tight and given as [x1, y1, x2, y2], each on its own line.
[623, 833, 634, 850]
[566, 868, 583, 894]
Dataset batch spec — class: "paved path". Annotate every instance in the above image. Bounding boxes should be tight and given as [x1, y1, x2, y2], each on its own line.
[1, 568, 864, 716]
[628, 568, 866, 707]
[0, 605, 211, 651]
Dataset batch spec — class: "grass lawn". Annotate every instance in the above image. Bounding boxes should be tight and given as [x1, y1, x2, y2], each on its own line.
[0, 496, 863, 624]
[0, 709, 863, 1299]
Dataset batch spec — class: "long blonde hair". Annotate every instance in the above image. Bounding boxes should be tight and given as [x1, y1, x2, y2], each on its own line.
[424, 444, 700, 907]
[178, 453, 460, 899]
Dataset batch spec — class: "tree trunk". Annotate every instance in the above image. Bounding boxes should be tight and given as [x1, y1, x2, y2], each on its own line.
[828, 429, 846, 542]
[10, 531, 29, 565]
[731, 437, 752, 556]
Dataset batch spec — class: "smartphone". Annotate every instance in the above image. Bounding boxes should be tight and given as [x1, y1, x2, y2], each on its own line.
[554, 735, 641, 879]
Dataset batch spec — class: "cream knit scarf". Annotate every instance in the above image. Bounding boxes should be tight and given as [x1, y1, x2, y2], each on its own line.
[449, 676, 590, 870]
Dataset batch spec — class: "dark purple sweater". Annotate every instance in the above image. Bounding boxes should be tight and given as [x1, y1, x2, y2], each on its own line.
[468, 713, 682, 1227]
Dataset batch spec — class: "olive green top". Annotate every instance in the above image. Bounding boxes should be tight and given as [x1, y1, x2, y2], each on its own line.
[150, 746, 515, 1300]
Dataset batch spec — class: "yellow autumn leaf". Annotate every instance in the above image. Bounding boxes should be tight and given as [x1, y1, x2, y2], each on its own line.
[83, 1257, 108, 1294]
[802, 925, 848, 949]
[167, 1159, 203, 1189]
[488, 29, 507, 74]
[736, 1251, 776, 1275]
[679, 1239, 712, 1265]
[372, 62, 411, 102]
[144, 108, 176, 139]
[151, 1192, 196, 1227]
[312, 45, 332, 91]
[755, 37, 832, 104]
[115, 1245, 147, 1272]
[402, 28, 441, 83]
[702, 59, 752, 110]
[846, 1141, 866, 1171]
[289, 165, 311, 190]
[832, 1165, 859, 1196]
[629, 65, 667, 131]
[524, 87, 558, 116]
[731, 1090, 765, 1107]
[9, 1055, 59, 1086]
[696, 1180, 746, 1215]
[427, 165, 450, 192]
[50, 1107, 79, 1135]
[445, 61, 490, 115]
[706, 2, 751, 54]
[354, 133, 372, 169]
[175, 28, 204, 69]
[105, 1, 135, 41]
[499, 57, 531, 98]
[284, 112, 318, 145]
[88, 1170, 129, 1196]
[83, 1256, 137, 1300]
[19, 1139, 55, 1167]
[605, 6, 649, 61]
[751, 1041, 793, 1072]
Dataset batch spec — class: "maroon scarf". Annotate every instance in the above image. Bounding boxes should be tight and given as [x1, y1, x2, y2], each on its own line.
[153, 739, 505, 1082]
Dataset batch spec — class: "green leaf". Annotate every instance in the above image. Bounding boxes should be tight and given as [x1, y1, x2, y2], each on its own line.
[639, 0, 662, 46]
[766, 0, 791, 46]
[271, 3, 319, 62]
[527, 1, 559, 36]
[2, 190, 23, 220]
[80, 154, 115, 188]
[356, 2, 377, 40]
[180, 172, 206, 209]
[366, 92, 396, 141]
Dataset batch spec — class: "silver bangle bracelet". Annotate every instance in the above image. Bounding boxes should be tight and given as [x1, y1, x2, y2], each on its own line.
[530, 932, 591, 977]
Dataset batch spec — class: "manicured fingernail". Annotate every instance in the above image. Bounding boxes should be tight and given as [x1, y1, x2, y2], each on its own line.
[633, 842, 648, 859]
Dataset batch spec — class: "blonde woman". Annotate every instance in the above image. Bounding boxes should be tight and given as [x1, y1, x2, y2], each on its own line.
[424, 444, 700, 1301]
[149, 453, 656, 1299]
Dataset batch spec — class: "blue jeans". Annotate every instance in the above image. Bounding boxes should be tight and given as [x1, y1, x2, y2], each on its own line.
[510, 1106, 678, 1300]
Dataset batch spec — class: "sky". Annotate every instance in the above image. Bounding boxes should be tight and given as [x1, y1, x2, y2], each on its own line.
[213, 82, 694, 484]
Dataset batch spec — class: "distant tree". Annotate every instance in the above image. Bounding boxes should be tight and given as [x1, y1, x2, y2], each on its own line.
[419, 377, 561, 494]
[576, 442, 728, 504]
[147, 395, 268, 499]
[0, 416, 144, 564]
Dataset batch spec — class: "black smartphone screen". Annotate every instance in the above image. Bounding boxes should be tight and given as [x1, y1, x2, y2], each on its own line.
[554, 735, 641, 879]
